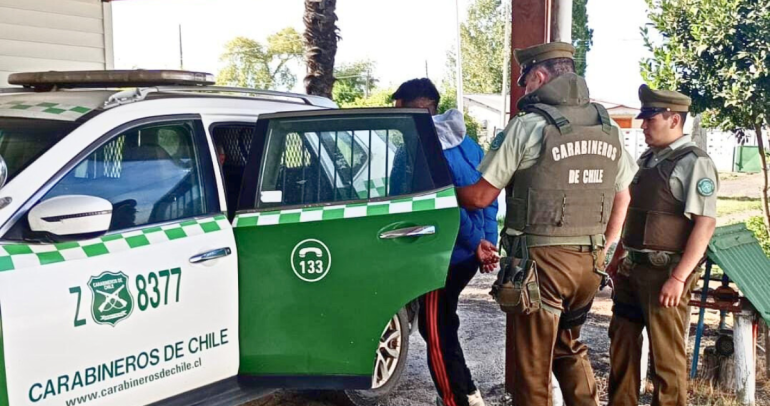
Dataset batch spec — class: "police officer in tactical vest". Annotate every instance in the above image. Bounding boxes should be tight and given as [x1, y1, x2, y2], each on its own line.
[457, 42, 638, 406]
[606, 85, 719, 406]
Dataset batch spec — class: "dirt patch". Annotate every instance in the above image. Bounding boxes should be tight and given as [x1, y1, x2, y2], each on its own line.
[253, 271, 769, 406]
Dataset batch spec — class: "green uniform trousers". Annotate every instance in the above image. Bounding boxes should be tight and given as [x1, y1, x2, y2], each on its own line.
[510, 246, 602, 406]
[608, 258, 698, 406]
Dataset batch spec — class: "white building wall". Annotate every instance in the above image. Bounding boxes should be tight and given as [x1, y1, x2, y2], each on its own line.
[0, 0, 113, 87]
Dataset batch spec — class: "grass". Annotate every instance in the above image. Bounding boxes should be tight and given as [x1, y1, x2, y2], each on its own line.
[717, 196, 762, 217]
[688, 379, 745, 406]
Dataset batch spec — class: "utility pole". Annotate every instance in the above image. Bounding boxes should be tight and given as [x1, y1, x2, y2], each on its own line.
[425, 60, 429, 78]
[178, 24, 184, 70]
[455, 0, 464, 113]
[500, 1, 511, 129]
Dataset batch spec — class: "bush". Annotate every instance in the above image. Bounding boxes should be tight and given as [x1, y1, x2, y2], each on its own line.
[745, 215, 770, 257]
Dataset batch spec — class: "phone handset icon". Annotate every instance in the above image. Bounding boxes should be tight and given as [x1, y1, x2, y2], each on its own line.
[299, 247, 323, 258]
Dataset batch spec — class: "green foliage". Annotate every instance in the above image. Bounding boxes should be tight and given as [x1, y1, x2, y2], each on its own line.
[444, 0, 505, 94]
[572, 0, 594, 76]
[341, 88, 394, 108]
[445, 0, 593, 94]
[332, 60, 378, 105]
[746, 215, 770, 256]
[217, 28, 303, 90]
[641, 0, 770, 132]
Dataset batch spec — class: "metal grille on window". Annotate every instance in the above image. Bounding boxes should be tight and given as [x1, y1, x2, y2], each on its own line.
[282, 133, 311, 168]
[102, 135, 125, 178]
[218, 127, 254, 167]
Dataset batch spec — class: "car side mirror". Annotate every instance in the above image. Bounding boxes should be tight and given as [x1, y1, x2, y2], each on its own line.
[29, 195, 113, 239]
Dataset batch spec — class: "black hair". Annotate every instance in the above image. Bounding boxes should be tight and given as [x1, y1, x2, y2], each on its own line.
[391, 78, 441, 109]
[662, 111, 688, 128]
[527, 57, 576, 82]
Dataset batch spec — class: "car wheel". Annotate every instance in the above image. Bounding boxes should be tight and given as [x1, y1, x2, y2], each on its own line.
[342, 308, 410, 406]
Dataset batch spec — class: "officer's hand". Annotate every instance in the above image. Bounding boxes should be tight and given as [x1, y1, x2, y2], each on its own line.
[659, 277, 685, 308]
[606, 260, 619, 280]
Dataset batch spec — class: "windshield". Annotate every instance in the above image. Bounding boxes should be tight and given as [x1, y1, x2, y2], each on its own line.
[0, 118, 80, 182]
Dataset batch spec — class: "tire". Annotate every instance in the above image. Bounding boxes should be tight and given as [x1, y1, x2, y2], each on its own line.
[342, 308, 410, 406]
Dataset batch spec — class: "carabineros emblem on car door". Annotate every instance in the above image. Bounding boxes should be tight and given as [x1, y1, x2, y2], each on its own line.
[88, 271, 134, 326]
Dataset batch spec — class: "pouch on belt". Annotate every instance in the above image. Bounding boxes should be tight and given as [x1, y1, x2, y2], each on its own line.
[490, 256, 541, 314]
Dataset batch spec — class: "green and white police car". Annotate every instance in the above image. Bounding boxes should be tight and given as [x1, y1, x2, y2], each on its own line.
[0, 71, 460, 406]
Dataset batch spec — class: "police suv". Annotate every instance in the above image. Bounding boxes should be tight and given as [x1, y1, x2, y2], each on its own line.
[0, 71, 460, 406]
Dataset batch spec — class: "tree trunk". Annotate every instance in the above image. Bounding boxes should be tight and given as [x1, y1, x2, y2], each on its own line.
[303, 0, 339, 99]
[755, 124, 770, 231]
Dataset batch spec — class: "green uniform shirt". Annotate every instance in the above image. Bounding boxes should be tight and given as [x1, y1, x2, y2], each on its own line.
[639, 135, 719, 219]
[479, 113, 638, 235]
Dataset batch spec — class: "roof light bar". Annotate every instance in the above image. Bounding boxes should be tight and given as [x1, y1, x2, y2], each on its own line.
[8, 70, 215, 89]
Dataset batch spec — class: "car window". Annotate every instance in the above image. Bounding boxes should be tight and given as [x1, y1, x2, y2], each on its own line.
[258, 115, 434, 208]
[41, 120, 218, 231]
[0, 117, 80, 182]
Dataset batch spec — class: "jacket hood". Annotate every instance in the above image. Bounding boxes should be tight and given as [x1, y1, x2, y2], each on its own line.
[433, 109, 466, 150]
[517, 72, 591, 110]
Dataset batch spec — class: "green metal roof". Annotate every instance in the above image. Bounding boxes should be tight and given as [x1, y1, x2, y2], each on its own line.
[707, 223, 770, 324]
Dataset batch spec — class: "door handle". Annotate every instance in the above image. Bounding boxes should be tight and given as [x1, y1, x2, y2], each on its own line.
[379, 225, 436, 240]
[189, 247, 232, 264]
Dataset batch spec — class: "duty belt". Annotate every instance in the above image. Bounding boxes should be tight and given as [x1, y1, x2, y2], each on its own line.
[627, 251, 682, 268]
[512, 233, 606, 249]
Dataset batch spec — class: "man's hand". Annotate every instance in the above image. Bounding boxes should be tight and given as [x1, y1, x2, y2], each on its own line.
[476, 240, 499, 273]
[605, 242, 625, 282]
[659, 277, 685, 308]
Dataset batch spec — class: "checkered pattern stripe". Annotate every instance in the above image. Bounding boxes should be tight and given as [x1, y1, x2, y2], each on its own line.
[354, 177, 388, 199]
[0, 215, 229, 272]
[0, 100, 93, 119]
[235, 188, 457, 228]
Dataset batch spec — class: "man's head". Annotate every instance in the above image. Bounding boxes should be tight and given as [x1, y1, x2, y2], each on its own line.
[514, 42, 576, 94]
[636, 84, 691, 148]
[391, 78, 441, 115]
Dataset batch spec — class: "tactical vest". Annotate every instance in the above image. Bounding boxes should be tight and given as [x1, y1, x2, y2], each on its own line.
[505, 102, 621, 239]
[622, 145, 708, 253]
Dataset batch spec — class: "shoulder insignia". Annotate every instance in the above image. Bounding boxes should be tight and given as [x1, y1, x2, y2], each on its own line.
[490, 131, 506, 151]
[697, 178, 715, 197]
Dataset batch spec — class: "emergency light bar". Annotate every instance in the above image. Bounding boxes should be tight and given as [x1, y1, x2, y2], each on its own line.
[8, 70, 216, 89]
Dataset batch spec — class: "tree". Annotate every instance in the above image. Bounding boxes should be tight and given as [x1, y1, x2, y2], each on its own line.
[447, 0, 594, 95]
[572, 0, 594, 76]
[343, 88, 394, 108]
[454, 0, 506, 94]
[217, 28, 303, 90]
[641, 0, 770, 227]
[304, 0, 340, 98]
[332, 60, 378, 105]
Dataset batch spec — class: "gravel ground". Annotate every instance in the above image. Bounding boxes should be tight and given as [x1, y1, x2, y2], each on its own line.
[251, 174, 768, 406]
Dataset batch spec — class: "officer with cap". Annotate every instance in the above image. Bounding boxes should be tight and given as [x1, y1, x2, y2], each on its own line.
[457, 42, 638, 406]
[606, 85, 719, 406]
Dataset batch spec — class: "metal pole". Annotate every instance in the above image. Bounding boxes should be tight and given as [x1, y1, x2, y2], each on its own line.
[178, 24, 184, 70]
[550, 0, 573, 43]
[691, 260, 713, 379]
[455, 0, 464, 113]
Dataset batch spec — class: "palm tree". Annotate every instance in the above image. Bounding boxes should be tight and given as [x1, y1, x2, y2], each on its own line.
[303, 0, 339, 98]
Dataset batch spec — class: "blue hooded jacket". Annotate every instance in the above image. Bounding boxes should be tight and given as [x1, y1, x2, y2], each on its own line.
[434, 110, 499, 265]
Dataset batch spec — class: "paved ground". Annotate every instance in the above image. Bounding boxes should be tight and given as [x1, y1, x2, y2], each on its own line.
[250, 172, 769, 406]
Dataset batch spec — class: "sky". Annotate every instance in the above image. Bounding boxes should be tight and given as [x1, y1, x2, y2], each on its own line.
[112, 0, 653, 108]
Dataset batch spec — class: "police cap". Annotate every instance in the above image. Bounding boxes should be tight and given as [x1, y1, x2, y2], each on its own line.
[636, 84, 691, 119]
[513, 42, 575, 87]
